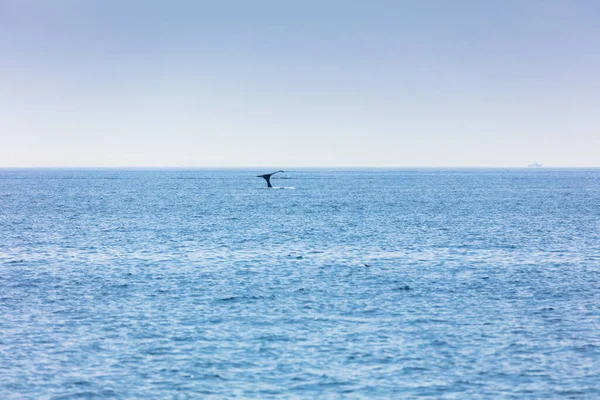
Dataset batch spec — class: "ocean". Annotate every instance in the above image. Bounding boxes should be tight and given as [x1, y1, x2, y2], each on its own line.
[1, 168, 599, 398]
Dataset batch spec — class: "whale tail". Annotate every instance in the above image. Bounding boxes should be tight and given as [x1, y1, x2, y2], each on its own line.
[257, 170, 284, 188]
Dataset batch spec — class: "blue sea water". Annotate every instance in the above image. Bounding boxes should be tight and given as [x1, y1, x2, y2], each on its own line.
[1, 168, 599, 399]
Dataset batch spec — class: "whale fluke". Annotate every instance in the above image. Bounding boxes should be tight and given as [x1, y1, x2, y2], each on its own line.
[257, 170, 284, 188]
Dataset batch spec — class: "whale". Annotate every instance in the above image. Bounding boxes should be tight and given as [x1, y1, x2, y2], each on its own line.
[257, 170, 284, 188]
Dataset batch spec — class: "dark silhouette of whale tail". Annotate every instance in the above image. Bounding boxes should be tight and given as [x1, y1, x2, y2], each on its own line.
[257, 170, 284, 188]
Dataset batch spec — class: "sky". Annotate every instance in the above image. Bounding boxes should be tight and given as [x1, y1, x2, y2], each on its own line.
[1, 0, 599, 167]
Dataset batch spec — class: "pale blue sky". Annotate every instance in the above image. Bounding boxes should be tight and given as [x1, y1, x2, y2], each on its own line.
[1, 0, 599, 167]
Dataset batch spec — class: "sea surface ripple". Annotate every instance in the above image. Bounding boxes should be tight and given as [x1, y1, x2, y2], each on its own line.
[1, 169, 599, 398]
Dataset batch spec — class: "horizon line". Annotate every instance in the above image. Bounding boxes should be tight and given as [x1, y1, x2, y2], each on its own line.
[1, 165, 600, 170]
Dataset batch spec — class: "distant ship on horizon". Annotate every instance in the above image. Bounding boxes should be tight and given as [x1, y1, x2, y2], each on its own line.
[528, 161, 542, 168]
